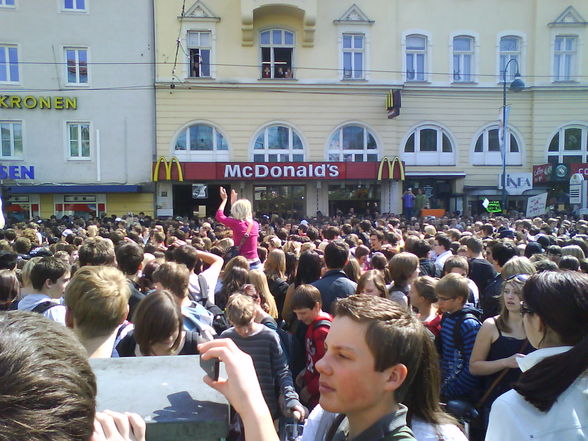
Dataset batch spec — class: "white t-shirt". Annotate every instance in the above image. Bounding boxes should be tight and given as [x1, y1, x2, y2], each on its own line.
[188, 264, 221, 304]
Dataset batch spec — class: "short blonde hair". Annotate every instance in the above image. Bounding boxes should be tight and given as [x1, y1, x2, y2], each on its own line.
[225, 293, 257, 327]
[230, 199, 252, 220]
[501, 256, 536, 280]
[64, 266, 130, 339]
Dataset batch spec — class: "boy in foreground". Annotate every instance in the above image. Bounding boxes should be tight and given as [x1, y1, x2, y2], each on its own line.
[291, 284, 332, 409]
[202, 294, 422, 441]
[436, 273, 481, 402]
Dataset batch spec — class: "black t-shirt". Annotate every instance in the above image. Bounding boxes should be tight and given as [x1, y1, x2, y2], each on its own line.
[116, 330, 200, 357]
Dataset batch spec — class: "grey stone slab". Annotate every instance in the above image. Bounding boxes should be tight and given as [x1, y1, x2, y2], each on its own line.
[90, 355, 229, 441]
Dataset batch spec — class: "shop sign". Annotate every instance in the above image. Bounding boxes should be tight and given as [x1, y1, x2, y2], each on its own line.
[483, 199, 502, 213]
[569, 173, 584, 205]
[377, 157, 405, 181]
[153, 156, 184, 182]
[0, 164, 35, 180]
[497, 172, 532, 195]
[553, 163, 570, 181]
[0, 95, 77, 110]
[570, 163, 588, 178]
[533, 163, 553, 184]
[223, 163, 341, 180]
[162, 161, 407, 181]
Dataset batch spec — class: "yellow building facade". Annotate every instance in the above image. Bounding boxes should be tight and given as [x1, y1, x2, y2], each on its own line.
[154, 0, 588, 218]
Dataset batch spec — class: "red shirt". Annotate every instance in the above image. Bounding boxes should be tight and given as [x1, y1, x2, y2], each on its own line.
[424, 313, 442, 338]
[304, 312, 332, 408]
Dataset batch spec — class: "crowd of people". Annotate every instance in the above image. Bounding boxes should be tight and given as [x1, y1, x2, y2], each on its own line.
[0, 189, 587, 441]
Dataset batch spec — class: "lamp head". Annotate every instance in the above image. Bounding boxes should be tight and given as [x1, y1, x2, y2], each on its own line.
[509, 73, 525, 92]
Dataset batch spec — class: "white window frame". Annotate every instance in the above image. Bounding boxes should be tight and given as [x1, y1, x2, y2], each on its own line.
[553, 35, 578, 82]
[172, 121, 230, 162]
[497, 34, 524, 83]
[326, 123, 380, 162]
[186, 31, 212, 79]
[66, 121, 91, 160]
[64, 47, 89, 85]
[451, 35, 475, 83]
[0, 120, 23, 160]
[0, 44, 20, 84]
[341, 33, 365, 80]
[471, 124, 523, 166]
[0, 0, 16, 8]
[61, 0, 87, 12]
[250, 123, 306, 162]
[260, 29, 295, 79]
[402, 32, 430, 82]
[400, 123, 456, 166]
[546, 123, 588, 164]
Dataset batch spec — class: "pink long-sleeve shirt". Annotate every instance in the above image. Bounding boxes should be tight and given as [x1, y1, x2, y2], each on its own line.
[216, 210, 260, 261]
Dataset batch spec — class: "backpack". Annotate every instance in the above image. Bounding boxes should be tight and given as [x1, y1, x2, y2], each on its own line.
[189, 274, 229, 335]
[437, 308, 482, 354]
[31, 301, 59, 315]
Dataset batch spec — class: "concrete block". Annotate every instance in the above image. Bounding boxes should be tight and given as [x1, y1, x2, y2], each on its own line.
[90, 355, 229, 441]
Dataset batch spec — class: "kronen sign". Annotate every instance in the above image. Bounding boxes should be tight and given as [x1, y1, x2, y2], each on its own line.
[0, 95, 77, 110]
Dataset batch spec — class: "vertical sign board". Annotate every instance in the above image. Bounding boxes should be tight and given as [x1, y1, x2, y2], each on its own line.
[569, 173, 584, 205]
[526, 192, 548, 218]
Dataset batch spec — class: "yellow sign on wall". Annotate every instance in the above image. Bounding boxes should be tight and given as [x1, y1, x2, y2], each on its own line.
[153, 156, 184, 182]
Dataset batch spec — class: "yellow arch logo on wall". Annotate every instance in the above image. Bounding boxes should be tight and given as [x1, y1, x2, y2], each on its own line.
[153, 156, 184, 182]
[377, 156, 405, 181]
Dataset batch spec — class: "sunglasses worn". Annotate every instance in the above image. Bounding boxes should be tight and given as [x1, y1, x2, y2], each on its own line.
[506, 273, 531, 283]
[520, 301, 534, 315]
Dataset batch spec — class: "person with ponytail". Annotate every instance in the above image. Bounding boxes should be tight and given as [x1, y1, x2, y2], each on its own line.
[486, 271, 588, 441]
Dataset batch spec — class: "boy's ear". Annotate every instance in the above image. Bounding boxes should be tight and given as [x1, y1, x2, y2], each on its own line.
[383, 363, 408, 393]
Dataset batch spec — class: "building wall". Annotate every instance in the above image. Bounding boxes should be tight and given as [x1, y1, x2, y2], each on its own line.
[153, 0, 588, 215]
[2, 0, 155, 188]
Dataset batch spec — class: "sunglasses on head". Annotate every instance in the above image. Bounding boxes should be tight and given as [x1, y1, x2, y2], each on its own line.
[505, 273, 531, 282]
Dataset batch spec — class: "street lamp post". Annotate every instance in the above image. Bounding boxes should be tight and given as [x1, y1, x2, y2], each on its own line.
[501, 59, 525, 214]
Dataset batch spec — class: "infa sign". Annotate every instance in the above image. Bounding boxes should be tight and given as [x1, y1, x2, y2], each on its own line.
[498, 172, 533, 195]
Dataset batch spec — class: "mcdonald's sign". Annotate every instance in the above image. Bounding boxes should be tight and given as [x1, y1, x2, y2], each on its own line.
[377, 157, 405, 181]
[386, 90, 401, 119]
[153, 156, 184, 182]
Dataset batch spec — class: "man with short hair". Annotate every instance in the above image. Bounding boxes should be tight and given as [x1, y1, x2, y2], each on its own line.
[64, 266, 130, 358]
[369, 230, 385, 252]
[433, 234, 453, 277]
[115, 241, 145, 319]
[465, 236, 495, 294]
[480, 241, 517, 320]
[311, 240, 356, 314]
[18, 256, 70, 324]
[78, 237, 116, 267]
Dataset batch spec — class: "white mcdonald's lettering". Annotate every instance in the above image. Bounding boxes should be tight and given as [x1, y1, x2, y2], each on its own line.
[223, 163, 341, 178]
[225, 164, 242, 178]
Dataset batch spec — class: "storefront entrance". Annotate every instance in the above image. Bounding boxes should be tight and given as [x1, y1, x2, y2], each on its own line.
[328, 184, 381, 216]
[173, 184, 227, 218]
[253, 185, 305, 218]
[404, 179, 452, 211]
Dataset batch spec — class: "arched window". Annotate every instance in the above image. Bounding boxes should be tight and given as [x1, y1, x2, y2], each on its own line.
[252, 124, 305, 162]
[173, 123, 229, 161]
[401, 125, 455, 166]
[328, 124, 379, 162]
[472, 125, 522, 165]
[260, 29, 294, 79]
[548, 124, 588, 165]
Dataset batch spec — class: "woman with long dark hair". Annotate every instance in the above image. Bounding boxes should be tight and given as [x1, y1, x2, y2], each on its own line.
[281, 251, 322, 326]
[486, 271, 588, 441]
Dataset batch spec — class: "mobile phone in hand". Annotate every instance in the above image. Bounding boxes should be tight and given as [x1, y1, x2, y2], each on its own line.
[199, 356, 220, 381]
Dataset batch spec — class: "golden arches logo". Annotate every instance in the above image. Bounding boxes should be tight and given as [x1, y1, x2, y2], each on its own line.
[377, 157, 405, 181]
[153, 156, 184, 182]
